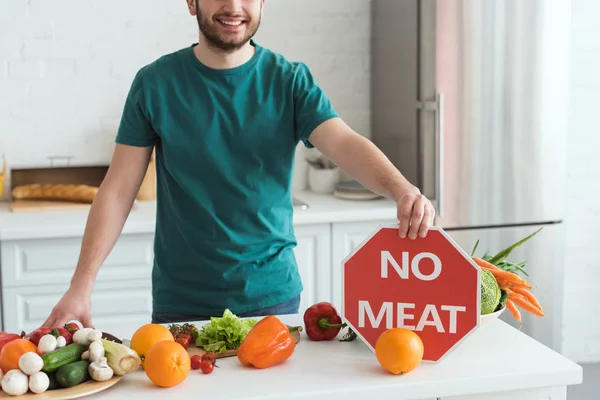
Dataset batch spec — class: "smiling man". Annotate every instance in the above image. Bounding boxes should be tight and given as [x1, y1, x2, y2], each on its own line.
[42, 0, 435, 328]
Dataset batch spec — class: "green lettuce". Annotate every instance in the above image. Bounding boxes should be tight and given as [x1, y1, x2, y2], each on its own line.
[193, 309, 258, 353]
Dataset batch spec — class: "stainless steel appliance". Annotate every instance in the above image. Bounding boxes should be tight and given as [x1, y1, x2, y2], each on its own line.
[370, 0, 571, 352]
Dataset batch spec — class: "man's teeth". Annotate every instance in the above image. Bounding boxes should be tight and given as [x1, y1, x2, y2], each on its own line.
[220, 20, 242, 26]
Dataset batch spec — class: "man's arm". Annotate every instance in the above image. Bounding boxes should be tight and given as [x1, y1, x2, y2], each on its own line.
[308, 118, 435, 239]
[71, 144, 154, 292]
[43, 144, 153, 327]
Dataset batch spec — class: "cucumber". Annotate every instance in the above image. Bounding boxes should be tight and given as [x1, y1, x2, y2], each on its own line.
[42, 343, 86, 372]
[55, 360, 91, 388]
[46, 372, 62, 390]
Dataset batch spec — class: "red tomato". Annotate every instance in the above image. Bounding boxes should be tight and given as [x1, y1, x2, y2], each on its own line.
[201, 353, 216, 364]
[64, 322, 80, 333]
[54, 328, 73, 345]
[190, 355, 203, 370]
[175, 334, 191, 349]
[200, 359, 214, 374]
[27, 328, 52, 346]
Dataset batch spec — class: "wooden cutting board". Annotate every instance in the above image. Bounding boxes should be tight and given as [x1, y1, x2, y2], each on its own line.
[9, 200, 139, 213]
[187, 325, 302, 359]
[9, 200, 93, 213]
[0, 376, 122, 399]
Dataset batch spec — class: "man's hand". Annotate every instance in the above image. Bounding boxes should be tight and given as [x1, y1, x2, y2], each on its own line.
[396, 189, 436, 239]
[308, 118, 436, 238]
[42, 285, 93, 328]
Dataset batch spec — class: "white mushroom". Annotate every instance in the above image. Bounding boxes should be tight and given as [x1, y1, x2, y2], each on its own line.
[18, 352, 44, 375]
[87, 328, 103, 342]
[1, 369, 29, 396]
[56, 335, 67, 348]
[88, 339, 105, 362]
[37, 334, 57, 355]
[0, 367, 3, 381]
[82, 350, 90, 360]
[88, 357, 114, 382]
[73, 328, 94, 345]
[73, 328, 103, 346]
[29, 371, 50, 394]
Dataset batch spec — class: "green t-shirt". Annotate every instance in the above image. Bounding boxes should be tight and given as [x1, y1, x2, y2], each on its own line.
[115, 40, 339, 316]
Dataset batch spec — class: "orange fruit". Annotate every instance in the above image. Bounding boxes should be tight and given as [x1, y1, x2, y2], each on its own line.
[375, 328, 424, 375]
[144, 340, 191, 388]
[130, 324, 174, 366]
[0, 339, 37, 372]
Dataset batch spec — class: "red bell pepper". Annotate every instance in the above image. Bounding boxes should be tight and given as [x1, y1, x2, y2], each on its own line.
[0, 332, 22, 352]
[303, 302, 348, 341]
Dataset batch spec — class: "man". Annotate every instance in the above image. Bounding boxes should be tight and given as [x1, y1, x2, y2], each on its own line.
[42, 0, 435, 328]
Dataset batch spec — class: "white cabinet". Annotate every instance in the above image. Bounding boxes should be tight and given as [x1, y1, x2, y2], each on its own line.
[0, 234, 154, 335]
[293, 224, 332, 312]
[330, 220, 396, 310]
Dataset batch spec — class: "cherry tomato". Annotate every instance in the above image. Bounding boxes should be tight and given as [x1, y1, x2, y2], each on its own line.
[64, 322, 80, 333]
[201, 353, 216, 364]
[190, 355, 203, 370]
[200, 359, 214, 374]
[175, 334, 191, 349]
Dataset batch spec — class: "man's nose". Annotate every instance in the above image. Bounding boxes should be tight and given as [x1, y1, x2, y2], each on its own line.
[221, 0, 243, 13]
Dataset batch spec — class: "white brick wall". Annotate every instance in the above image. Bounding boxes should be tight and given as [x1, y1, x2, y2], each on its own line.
[561, 0, 600, 363]
[0, 0, 371, 194]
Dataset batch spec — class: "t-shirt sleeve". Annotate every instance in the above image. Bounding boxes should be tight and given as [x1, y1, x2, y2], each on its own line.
[292, 62, 339, 148]
[115, 68, 158, 147]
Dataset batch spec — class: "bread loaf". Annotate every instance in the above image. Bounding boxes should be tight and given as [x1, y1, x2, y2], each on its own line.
[12, 184, 99, 203]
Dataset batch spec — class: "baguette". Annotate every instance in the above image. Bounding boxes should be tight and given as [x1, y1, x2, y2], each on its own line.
[12, 184, 99, 203]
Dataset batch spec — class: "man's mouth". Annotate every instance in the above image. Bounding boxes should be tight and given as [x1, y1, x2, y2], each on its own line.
[216, 17, 246, 28]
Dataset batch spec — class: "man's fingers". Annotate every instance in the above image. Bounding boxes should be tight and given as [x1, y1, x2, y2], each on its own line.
[42, 316, 56, 329]
[408, 195, 427, 239]
[81, 315, 94, 328]
[419, 202, 435, 238]
[397, 196, 416, 238]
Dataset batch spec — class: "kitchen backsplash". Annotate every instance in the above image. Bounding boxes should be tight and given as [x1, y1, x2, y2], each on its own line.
[0, 0, 371, 194]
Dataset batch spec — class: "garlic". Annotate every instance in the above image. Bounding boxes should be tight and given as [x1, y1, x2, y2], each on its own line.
[29, 371, 50, 394]
[37, 334, 57, 355]
[18, 352, 44, 375]
[56, 335, 67, 348]
[1, 369, 29, 396]
[88, 357, 114, 382]
[88, 339, 105, 362]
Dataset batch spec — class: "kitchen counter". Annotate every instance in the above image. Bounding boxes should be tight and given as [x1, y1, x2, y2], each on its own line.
[88, 315, 582, 400]
[0, 191, 398, 241]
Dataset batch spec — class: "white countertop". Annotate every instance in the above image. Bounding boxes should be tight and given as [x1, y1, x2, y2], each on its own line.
[88, 315, 582, 400]
[0, 191, 398, 241]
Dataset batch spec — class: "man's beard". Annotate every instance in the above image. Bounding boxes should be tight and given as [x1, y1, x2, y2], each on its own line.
[196, 5, 261, 53]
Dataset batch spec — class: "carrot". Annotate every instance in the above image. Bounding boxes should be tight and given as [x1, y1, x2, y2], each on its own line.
[486, 268, 530, 287]
[506, 299, 522, 323]
[497, 279, 533, 290]
[507, 290, 545, 317]
[511, 286, 543, 312]
[472, 257, 503, 271]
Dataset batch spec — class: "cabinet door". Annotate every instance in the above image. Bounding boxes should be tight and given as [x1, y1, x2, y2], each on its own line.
[293, 224, 331, 312]
[0, 234, 154, 287]
[331, 220, 397, 310]
[2, 280, 152, 337]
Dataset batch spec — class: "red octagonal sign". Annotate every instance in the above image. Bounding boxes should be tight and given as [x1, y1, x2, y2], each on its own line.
[342, 225, 480, 363]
